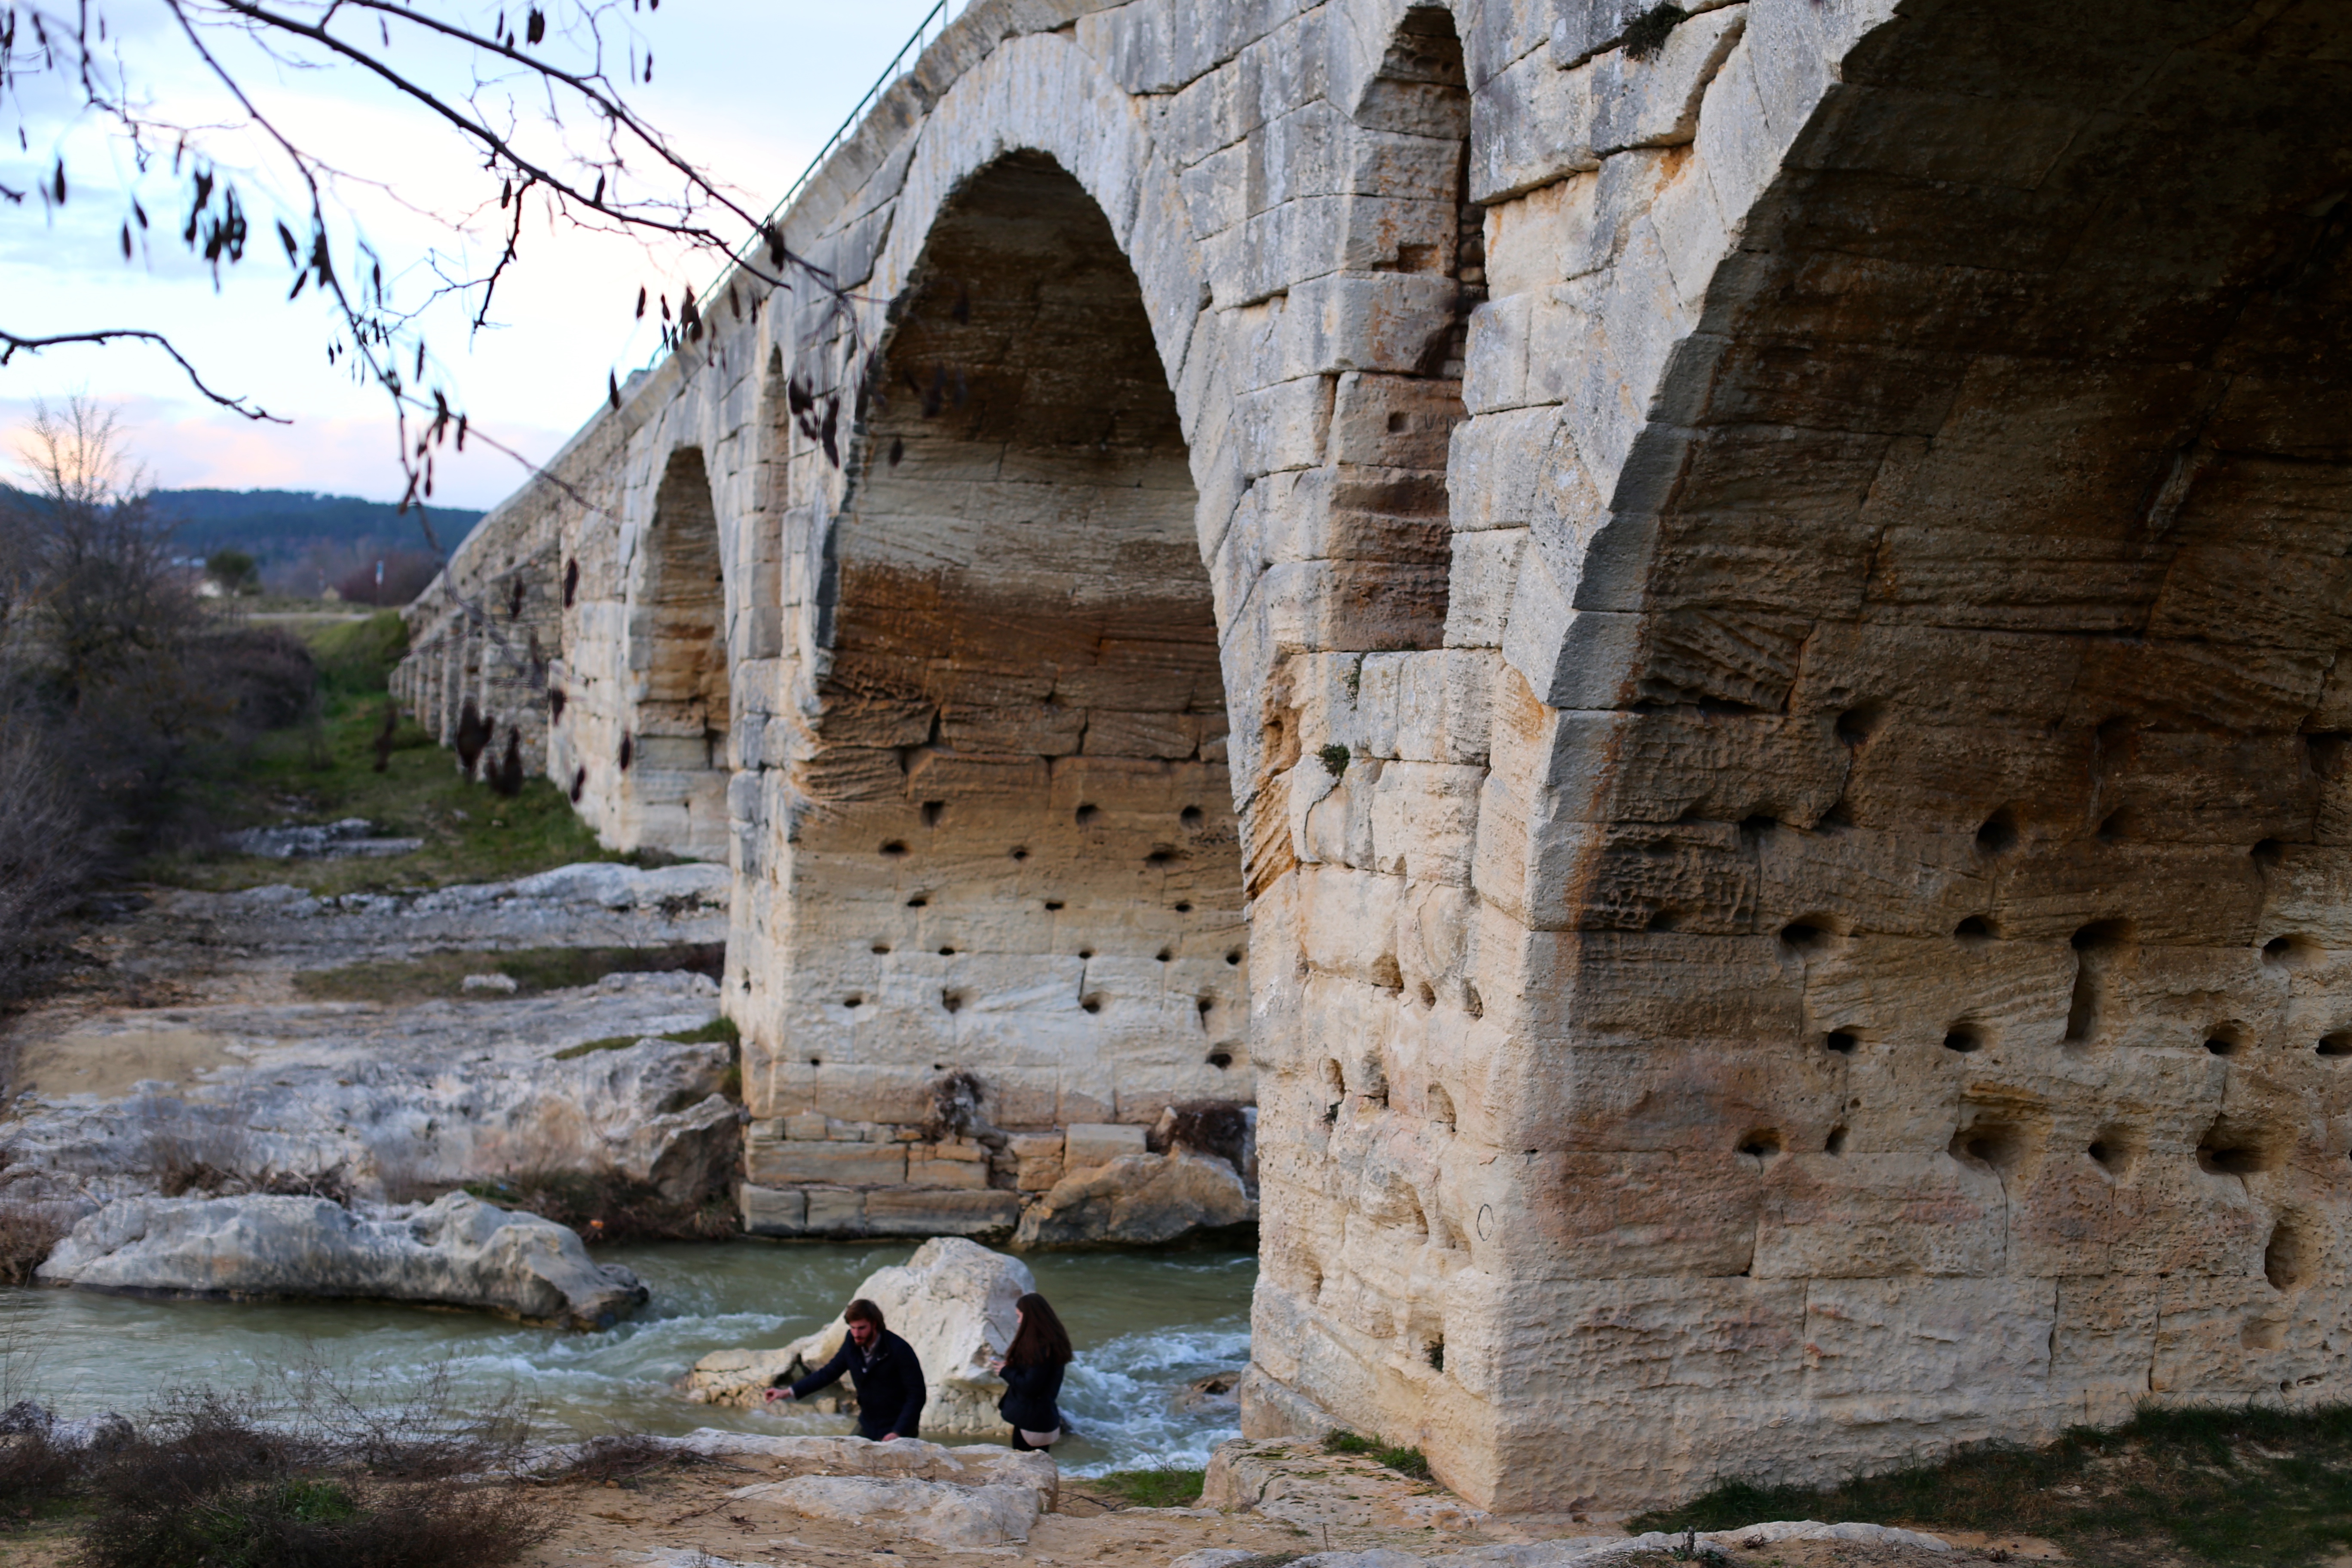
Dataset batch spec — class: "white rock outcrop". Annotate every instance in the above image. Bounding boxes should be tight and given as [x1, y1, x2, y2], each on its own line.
[729, 1474, 1041, 1548]
[662, 1430, 1057, 1509]
[0, 862, 736, 1219]
[37, 1191, 646, 1330]
[683, 1237, 1029, 1434]
[545, 1429, 1057, 1548]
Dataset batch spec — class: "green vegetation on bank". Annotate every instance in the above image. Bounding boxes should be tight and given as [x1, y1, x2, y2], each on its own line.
[1091, 1463, 1207, 1508]
[1323, 1429, 1433, 1480]
[146, 610, 634, 896]
[293, 943, 724, 1004]
[1632, 1403, 2352, 1568]
[552, 1016, 740, 1060]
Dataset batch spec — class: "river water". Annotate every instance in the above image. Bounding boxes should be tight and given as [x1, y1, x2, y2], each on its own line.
[0, 1240, 1256, 1476]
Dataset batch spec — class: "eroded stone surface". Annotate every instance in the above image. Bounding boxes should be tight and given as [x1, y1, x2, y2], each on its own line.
[0, 862, 735, 1219]
[1014, 1150, 1258, 1248]
[36, 1191, 646, 1330]
[396, 0, 2352, 1515]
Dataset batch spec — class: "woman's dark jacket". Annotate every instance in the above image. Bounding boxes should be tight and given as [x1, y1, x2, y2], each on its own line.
[997, 1357, 1066, 1434]
[784, 1329, 926, 1440]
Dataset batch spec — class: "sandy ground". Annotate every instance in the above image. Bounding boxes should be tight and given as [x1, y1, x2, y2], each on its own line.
[0, 1450, 2068, 1568]
[15, 1024, 245, 1099]
[496, 1456, 2063, 1568]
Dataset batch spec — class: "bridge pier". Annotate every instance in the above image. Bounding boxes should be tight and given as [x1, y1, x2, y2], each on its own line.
[400, 0, 2352, 1512]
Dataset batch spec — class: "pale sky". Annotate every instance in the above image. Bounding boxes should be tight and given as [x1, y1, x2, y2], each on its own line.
[3, 2, 953, 509]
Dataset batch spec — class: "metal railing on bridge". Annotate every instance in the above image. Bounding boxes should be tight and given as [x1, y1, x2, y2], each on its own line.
[633, 0, 967, 376]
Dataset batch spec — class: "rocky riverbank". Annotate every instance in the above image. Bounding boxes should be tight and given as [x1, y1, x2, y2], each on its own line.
[0, 861, 737, 1237]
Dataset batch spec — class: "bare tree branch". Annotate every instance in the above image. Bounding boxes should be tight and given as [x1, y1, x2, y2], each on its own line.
[0, 326, 283, 421]
[3, 0, 878, 542]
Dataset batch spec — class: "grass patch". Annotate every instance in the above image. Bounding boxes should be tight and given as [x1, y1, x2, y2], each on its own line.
[1323, 1429, 1433, 1480]
[459, 1168, 737, 1244]
[141, 611, 646, 897]
[295, 943, 723, 1004]
[551, 1015, 739, 1061]
[308, 611, 413, 700]
[1092, 1463, 1207, 1508]
[1632, 1402, 2352, 1568]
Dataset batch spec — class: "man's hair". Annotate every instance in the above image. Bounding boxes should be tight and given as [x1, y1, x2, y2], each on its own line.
[843, 1298, 886, 1331]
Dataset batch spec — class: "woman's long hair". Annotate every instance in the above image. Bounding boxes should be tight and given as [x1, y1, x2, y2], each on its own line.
[1002, 1292, 1073, 1368]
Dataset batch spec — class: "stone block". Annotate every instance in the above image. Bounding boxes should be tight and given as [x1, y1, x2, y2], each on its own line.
[1367, 762, 1485, 886]
[1357, 649, 1500, 766]
[784, 1112, 829, 1142]
[1801, 1277, 2057, 1403]
[907, 1156, 992, 1192]
[1065, 1122, 1150, 1170]
[747, 1139, 909, 1188]
[1444, 528, 1527, 649]
[862, 1188, 1022, 1237]
[804, 1187, 867, 1234]
[1754, 1154, 2008, 1279]
[1589, 6, 1749, 156]
[1237, 374, 1337, 477]
[1470, 50, 1599, 205]
[741, 1184, 807, 1236]
[1328, 373, 1465, 472]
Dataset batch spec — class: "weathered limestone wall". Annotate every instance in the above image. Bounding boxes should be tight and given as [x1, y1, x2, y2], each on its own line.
[398, 0, 2352, 1515]
[393, 494, 559, 781]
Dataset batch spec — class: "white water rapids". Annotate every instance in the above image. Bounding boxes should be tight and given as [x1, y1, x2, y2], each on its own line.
[1, 1239, 1255, 1475]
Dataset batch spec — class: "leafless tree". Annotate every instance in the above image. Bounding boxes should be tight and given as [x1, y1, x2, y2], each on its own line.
[7, 399, 199, 717]
[0, 396, 312, 899]
[2, 1, 853, 532]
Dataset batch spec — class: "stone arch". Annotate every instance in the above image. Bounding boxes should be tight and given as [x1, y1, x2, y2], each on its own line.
[742, 150, 1248, 1236]
[844, 35, 1207, 459]
[619, 445, 730, 861]
[1401, 0, 2352, 1514]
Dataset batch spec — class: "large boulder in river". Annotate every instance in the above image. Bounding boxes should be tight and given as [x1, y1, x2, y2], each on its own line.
[683, 1237, 1028, 1434]
[1013, 1149, 1256, 1249]
[37, 1191, 645, 1330]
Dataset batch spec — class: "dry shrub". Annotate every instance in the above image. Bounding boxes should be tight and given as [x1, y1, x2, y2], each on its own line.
[1150, 1099, 1250, 1171]
[463, 1167, 736, 1244]
[0, 708, 95, 1008]
[929, 1069, 987, 1140]
[77, 1378, 551, 1568]
[555, 1431, 673, 1485]
[0, 1202, 68, 1286]
[0, 1403, 88, 1521]
[332, 551, 443, 609]
[144, 1115, 257, 1197]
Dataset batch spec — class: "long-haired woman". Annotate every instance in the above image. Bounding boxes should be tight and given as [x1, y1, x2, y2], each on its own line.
[990, 1292, 1073, 1452]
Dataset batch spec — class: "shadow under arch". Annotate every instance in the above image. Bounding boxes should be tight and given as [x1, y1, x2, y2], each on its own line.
[619, 445, 730, 861]
[753, 151, 1250, 1178]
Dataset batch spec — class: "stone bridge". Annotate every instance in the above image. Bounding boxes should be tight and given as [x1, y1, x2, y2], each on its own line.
[395, 0, 2352, 1511]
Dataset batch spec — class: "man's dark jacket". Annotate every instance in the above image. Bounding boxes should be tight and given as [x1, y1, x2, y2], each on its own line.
[784, 1328, 926, 1440]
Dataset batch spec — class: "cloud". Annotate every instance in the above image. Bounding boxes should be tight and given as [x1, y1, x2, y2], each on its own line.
[2, 1, 947, 513]
[0, 392, 570, 510]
